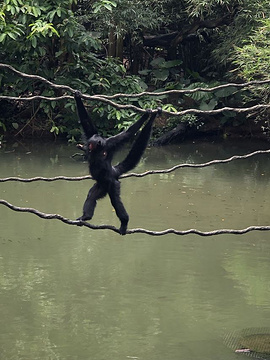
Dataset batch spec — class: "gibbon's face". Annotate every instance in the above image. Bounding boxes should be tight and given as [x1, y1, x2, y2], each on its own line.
[87, 134, 106, 152]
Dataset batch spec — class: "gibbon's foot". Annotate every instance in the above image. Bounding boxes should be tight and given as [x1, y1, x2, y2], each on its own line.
[76, 216, 92, 227]
[76, 215, 92, 221]
[76, 217, 85, 226]
[119, 224, 128, 235]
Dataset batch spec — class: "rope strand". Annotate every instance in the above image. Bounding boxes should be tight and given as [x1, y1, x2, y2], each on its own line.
[1, 149, 269, 182]
[0, 63, 269, 116]
[1, 199, 269, 236]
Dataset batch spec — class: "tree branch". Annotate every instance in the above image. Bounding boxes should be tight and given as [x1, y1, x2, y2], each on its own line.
[144, 11, 235, 48]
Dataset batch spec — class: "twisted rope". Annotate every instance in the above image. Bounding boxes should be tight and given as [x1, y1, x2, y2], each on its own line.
[1, 199, 269, 236]
[93, 79, 270, 99]
[0, 63, 269, 116]
[1, 149, 269, 183]
[1, 63, 270, 99]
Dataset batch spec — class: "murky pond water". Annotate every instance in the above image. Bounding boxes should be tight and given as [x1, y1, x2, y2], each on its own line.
[0, 139, 270, 360]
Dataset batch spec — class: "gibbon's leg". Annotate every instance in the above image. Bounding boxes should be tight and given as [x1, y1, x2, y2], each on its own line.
[108, 180, 129, 235]
[78, 182, 107, 221]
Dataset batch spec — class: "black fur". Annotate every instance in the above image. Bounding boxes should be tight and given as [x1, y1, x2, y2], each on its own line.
[74, 91, 161, 235]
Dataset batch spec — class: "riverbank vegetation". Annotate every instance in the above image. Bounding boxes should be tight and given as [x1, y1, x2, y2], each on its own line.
[0, 0, 269, 143]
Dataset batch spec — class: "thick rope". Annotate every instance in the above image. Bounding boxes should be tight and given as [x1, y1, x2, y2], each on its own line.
[1, 94, 270, 117]
[1, 148, 269, 183]
[93, 79, 270, 99]
[0, 63, 74, 93]
[1, 199, 270, 236]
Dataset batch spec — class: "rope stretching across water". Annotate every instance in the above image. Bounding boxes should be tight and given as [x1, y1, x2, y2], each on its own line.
[1, 199, 270, 236]
[1, 148, 270, 235]
[0, 149, 269, 182]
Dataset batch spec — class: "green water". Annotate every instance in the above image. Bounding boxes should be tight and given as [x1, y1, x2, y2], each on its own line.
[0, 139, 270, 360]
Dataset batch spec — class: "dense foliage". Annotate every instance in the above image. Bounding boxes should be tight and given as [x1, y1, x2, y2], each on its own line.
[0, 0, 269, 140]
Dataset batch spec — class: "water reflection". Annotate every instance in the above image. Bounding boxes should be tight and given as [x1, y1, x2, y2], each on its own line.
[0, 139, 270, 360]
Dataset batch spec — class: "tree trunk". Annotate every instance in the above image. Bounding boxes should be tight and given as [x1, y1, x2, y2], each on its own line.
[116, 35, 123, 61]
[108, 29, 116, 57]
[153, 123, 187, 146]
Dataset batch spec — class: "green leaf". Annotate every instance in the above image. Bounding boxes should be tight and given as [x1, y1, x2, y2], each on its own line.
[32, 6, 39, 17]
[109, 0, 117, 7]
[38, 47, 46, 56]
[7, 32, 16, 40]
[50, 126, 59, 135]
[48, 10, 56, 22]
[55, 50, 63, 57]
[93, 5, 101, 13]
[138, 69, 150, 75]
[116, 111, 121, 120]
[163, 60, 183, 68]
[31, 36, 37, 48]
[10, 5, 16, 15]
[0, 33, 7, 42]
[215, 86, 238, 98]
[162, 104, 177, 112]
[153, 69, 169, 81]
[200, 99, 217, 111]
[150, 57, 165, 67]
[104, 4, 112, 10]
[21, 13, 27, 24]
[68, 27, 73, 37]
[12, 122, 19, 129]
